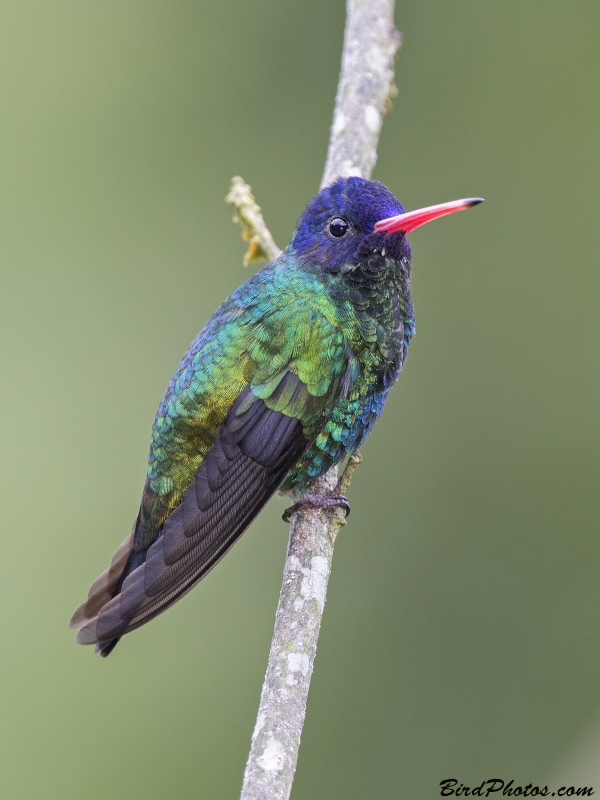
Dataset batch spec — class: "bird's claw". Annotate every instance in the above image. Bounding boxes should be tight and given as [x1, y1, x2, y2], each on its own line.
[282, 493, 350, 523]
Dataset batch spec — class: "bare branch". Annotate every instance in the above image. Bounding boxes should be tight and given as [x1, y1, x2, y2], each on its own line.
[240, 469, 346, 800]
[322, 0, 401, 189]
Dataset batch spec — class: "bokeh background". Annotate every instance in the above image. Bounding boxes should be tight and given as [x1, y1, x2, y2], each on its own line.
[1, 1, 599, 797]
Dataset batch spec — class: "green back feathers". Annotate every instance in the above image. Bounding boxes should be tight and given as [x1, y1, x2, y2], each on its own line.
[140, 258, 350, 537]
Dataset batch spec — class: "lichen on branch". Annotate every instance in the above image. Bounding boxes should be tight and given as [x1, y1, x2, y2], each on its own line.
[226, 176, 282, 265]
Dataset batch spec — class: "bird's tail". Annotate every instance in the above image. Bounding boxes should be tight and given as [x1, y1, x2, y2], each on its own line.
[69, 519, 137, 655]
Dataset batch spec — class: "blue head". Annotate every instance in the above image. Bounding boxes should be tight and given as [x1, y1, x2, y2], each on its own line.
[290, 177, 410, 272]
[290, 177, 483, 273]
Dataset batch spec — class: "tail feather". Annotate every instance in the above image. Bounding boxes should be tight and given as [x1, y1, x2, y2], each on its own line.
[72, 394, 309, 654]
[69, 520, 136, 630]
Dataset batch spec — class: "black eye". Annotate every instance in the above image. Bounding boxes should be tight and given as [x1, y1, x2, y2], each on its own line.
[327, 217, 349, 238]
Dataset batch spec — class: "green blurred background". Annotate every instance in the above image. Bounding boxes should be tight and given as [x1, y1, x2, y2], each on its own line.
[1, 1, 599, 797]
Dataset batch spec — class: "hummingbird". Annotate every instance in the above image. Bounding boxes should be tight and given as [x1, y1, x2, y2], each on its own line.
[70, 177, 482, 656]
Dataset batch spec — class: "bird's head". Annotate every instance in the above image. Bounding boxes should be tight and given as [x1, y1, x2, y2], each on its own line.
[290, 176, 482, 273]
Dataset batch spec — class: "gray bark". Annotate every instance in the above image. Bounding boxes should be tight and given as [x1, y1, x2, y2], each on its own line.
[322, 0, 401, 189]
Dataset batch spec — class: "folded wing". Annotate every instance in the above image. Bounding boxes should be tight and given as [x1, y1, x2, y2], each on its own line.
[70, 261, 350, 653]
[74, 384, 309, 648]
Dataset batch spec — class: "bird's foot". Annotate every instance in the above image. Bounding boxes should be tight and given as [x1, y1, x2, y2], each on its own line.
[282, 493, 350, 523]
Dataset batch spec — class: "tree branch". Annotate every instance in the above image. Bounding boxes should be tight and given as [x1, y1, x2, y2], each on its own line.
[226, 176, 282, 265]
[322, 0, 401, 189]
[239, 4, 401, 797]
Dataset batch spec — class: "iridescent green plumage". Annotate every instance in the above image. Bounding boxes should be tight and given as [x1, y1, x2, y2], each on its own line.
[71, 177, 421, 655]
[142, 261, 352, 541]
[143, 248, 412, 535]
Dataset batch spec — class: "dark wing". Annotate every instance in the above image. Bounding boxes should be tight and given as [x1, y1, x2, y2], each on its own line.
[73, 384, 310, 649]
[70, 261, 350, 653]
